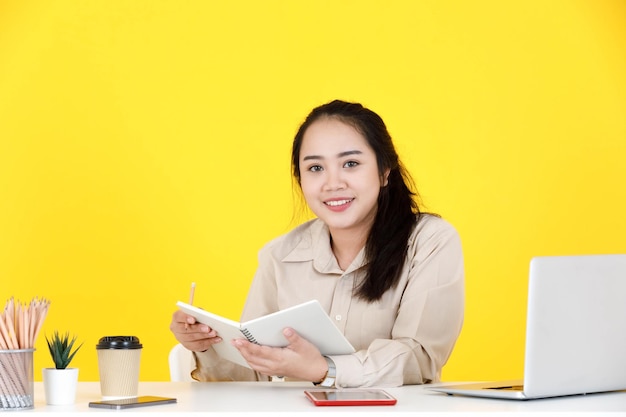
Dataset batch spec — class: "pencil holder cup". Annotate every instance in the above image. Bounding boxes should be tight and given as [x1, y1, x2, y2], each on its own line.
[0, 349, 35, 410]
[96, 336, 142, 400]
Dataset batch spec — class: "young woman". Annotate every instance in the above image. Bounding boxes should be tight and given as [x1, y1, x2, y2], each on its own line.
[170, 100, 464, 387]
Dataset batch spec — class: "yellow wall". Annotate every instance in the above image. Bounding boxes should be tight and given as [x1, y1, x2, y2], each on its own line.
[1, 0, 625, 382]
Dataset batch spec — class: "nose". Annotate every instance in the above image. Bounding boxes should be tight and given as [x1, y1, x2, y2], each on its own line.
[323, 168, 347, 191]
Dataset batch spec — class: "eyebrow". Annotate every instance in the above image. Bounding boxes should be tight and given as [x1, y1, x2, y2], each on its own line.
[302, 150, 363, 161]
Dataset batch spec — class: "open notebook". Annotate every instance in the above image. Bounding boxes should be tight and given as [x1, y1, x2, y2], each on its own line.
[429, 254, 626, 400]
[177, 299, 355, 368]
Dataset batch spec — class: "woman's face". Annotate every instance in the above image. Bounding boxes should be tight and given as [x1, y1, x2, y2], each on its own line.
[298, 117, 388, 238]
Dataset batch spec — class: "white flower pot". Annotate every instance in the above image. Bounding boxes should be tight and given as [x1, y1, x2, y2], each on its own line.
[42, 367, 79, 405]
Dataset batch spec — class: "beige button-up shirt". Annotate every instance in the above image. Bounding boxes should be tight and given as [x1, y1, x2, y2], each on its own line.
[193, 214, 464, 387]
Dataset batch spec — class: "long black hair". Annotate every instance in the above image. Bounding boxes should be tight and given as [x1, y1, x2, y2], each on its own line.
[291, 100, 421, 302]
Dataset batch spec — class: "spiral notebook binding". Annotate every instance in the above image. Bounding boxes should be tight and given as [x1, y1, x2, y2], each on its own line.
[240, 328, 258, 344]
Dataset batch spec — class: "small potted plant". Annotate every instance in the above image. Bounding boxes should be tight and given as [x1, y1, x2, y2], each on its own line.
[42, 331, 83, 405]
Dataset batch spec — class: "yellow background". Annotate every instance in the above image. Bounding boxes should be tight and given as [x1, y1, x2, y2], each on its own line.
[1, 0, 625, 382]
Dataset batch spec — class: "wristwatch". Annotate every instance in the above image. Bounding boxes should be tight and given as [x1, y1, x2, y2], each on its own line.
[314, 356, 336, 388]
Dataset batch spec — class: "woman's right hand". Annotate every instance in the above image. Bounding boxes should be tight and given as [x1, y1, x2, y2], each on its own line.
[169, 309, 222, 352]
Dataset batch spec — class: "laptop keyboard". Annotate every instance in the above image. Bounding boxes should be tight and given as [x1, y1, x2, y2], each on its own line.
[486, 385, 524, 391]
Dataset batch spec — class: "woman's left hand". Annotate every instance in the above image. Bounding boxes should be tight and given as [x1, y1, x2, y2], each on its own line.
[232, 327, 328, 382]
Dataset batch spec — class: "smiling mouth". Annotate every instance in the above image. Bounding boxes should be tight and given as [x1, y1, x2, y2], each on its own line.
[325, 199, 354, 207]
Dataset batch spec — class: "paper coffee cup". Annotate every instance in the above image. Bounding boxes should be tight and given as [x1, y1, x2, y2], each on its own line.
[96, 336, 142, 400]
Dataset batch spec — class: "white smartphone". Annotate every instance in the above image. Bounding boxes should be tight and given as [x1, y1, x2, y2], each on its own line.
[88, 396, 177, 409]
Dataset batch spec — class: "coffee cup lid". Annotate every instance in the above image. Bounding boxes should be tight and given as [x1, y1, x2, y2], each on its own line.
[96, 336, 143, 349]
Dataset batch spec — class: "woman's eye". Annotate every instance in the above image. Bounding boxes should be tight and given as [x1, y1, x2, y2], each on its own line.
[344, 160, 359, 168]
[308, 165, 323, 172]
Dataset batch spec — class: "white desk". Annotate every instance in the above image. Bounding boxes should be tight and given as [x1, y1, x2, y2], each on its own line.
[22, 381, 626, 416]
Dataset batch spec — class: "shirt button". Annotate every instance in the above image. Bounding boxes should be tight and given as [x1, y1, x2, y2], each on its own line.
[335, 315, 342, 321]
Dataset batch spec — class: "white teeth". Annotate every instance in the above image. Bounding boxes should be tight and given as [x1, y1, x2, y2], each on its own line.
[325, 199, 352, 207]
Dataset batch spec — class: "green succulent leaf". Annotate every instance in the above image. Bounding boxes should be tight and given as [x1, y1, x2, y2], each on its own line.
[46, 331, 83, 369]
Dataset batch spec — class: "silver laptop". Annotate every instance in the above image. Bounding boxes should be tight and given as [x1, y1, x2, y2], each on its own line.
[430, 254, 626, 400]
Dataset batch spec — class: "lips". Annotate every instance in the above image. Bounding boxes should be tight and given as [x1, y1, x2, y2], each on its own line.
[323, 198, 354, 213]
[324, 199, 354, 207]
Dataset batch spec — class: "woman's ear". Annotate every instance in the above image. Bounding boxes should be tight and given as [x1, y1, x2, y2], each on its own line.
[381, 169, 391, 187]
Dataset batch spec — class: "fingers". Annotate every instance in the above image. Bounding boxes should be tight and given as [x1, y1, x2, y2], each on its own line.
[170, 311, 196, 334]
[181, 335, 222, 353]
[170, 309, 222, 352]
[232, 328, 323, 380]
[282, 327, 299, 344]
[233, 339, 276, 374]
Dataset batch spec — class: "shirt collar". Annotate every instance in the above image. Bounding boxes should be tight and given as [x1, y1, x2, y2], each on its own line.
[282, 219, 367, 275]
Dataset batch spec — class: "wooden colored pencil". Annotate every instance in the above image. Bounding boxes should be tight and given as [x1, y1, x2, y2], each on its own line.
[0, 297, 48, 409]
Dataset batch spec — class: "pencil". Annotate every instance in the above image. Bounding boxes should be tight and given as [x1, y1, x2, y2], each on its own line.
[184, 283, 196, 331]
[188, 282, 196, 305]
